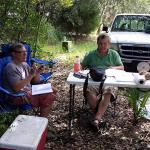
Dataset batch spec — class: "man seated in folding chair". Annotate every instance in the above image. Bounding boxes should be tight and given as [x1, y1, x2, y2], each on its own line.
[2, 43, 57, 117]
[81, 33, 124, 131]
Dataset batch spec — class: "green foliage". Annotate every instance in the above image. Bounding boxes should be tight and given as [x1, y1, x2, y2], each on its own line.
[35, 49, 55, 62]
[0, 0, 40, 45]
[55, 0, 100, 35]
[38, 19, 63, 46]
[0, 0, 72, 46]
[97, 0, 150, 32]
[59, 0, 73, 7]
[123, 88, 150, 122]
[0, 0, 149, 48]
[0, 110, 19, 137]
[41, 40, 96, 64]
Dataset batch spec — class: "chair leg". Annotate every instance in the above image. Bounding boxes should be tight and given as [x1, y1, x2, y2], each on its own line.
[32, 107, 39, 116]
[110, 94, 117, 117]
[82, 99, 87, 110]
[113, 100, 116, 117]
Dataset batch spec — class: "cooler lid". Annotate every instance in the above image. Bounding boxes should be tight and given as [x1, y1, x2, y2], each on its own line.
[0, 115, 48, 150]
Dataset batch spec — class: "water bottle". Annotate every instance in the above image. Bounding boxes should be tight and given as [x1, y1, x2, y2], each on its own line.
[74, 56, 81, 73]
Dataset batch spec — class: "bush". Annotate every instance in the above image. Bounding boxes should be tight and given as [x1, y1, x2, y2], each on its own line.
[55, 0, 100, 35]
[0, 110, 19, 137]
[123, 88, 150, 123]
[38, 19, 63, 46]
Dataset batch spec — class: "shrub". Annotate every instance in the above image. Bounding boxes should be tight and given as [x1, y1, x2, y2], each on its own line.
[123, 88, 150, 123]
[0, 110, 19, 137]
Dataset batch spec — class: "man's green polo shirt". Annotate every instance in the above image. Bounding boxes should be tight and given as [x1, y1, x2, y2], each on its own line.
[82, 49, 123, 69]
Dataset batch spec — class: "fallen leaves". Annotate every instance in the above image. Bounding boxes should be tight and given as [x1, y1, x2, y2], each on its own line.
[30, 61, 150, 149]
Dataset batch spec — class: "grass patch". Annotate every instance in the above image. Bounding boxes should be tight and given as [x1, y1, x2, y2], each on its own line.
[41, 40, 96, 64]
[0, 110, 19, 137]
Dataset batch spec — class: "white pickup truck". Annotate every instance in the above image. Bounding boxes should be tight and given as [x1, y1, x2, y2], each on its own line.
[103, 14, 150, 72]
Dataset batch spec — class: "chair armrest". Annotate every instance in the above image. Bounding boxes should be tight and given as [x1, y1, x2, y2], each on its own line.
[0, 86, 32, 112]
[0, 87, 25, 97]
[31, 57, 57, 67]
[40, 72, 53, 83]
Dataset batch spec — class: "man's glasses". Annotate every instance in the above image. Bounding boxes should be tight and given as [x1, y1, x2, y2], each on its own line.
[14, 50, 26, 54]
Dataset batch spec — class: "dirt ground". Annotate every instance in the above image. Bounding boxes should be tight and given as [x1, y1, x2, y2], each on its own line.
[42, 62, 150, 150]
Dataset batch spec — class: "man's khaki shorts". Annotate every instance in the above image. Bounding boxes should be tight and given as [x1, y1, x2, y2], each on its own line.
[87, 85, 118, 98]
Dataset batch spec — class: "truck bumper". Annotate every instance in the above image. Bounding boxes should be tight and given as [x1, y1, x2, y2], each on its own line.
[122, 58, 150, 72]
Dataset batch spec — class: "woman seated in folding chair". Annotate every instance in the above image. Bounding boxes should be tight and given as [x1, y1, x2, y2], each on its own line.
[3, 43, 57, 117]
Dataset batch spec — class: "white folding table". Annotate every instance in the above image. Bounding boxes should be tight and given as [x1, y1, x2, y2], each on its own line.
[66, 70, 150, 132]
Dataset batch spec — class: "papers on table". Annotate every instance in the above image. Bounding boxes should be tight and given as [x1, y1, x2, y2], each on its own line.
[79, 70, 89, 76]
[115, 72, 135, 82]
[106, 69, 149, 85]
[32, 83, 53, 95]
[106, 69, 134, 82]
[78, 69, 149, 84]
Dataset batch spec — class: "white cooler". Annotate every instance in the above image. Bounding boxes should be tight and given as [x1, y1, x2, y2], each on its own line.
[0, 115, 48, 150]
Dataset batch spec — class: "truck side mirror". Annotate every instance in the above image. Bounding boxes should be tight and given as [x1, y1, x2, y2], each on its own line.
[102, 26, 108, 33]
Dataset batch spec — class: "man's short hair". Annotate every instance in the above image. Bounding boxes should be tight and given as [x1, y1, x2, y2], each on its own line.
[10, 43, 24, 52]
[97, 33, 111, 44]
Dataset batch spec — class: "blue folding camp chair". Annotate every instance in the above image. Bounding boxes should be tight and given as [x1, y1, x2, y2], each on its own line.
[0, 43, 56, 112]
[0, 56, 32, 112]
[0, 43, 57, 82]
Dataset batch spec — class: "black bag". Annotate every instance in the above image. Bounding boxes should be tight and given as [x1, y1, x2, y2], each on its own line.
[83, 68, 106, 113]
[89, 68, 105, 81]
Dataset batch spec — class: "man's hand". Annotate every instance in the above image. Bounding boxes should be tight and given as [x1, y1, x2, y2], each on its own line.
[37, 65, 44, 74]
[109, 66, 124, 70]
[30, 65, 44, 77]
[30, 65, 44, 84]
[29, 66, 37, 77]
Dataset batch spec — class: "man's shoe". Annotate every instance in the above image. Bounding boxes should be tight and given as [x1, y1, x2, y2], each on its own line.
[90, 119, 107, 132]
[98, 120, 107, 129]
[90, 119, 100, 132]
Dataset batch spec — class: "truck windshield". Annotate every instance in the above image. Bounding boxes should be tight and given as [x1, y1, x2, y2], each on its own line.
[111, 15, 150, 32]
